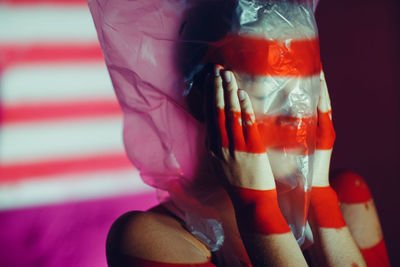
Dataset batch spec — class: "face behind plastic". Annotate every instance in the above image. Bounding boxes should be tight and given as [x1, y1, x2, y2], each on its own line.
[193, 0, 321, 246]
[88, 0, 321, 263]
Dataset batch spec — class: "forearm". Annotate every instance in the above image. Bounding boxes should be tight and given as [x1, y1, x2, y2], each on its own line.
[211, 66, 309, 266]
[309, 186, 366, 267]
[240, 232, 307, 267]
[310, 227, 365, 267]
[230, 186, 307, 267]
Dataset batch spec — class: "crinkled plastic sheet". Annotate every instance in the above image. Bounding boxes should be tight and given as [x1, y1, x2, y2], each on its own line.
[89, 0, 320, 265]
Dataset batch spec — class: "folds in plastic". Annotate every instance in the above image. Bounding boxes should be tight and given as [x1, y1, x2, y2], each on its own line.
[89, 0, 320, 265]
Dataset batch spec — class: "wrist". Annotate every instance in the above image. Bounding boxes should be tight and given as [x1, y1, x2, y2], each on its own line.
[311, 149, 332, 187]
[230, 186, 291, 235]
[310, 186, 346, 228]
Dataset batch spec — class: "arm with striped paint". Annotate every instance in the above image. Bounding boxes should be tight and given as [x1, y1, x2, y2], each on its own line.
[307, 72, 366, 267]
[207, 65, 307, 267]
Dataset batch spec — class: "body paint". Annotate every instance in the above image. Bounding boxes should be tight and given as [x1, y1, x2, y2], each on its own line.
[310, 186, 346, 228]
[205, 35, 321, 77]
[231, 186, 291, 234]
[332, 172, 390, 267]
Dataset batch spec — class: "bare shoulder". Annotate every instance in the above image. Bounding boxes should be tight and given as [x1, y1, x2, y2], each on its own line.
[106, 205, 211, 266]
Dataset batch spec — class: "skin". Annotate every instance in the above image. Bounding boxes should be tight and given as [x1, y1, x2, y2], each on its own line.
[307, 72, 366, 267]
[341, 200, 384, 250]
[210, 67, 307, 266]
[106, 67, 381, 267]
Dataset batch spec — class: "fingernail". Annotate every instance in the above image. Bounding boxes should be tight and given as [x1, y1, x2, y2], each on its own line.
[238, 90, 245, 101]
[223, 71, 231, 83]
[214, 65, 223, 77]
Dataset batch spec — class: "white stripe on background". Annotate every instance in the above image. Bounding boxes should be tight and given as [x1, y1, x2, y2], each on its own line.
[0, 5, 97, 43]
[0, 169, 155, 210]
[0, 117, 123, 164]
[2, 63, 114, 104]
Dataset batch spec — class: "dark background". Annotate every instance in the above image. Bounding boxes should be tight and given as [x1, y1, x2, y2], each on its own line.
[316, 0, 400, 265]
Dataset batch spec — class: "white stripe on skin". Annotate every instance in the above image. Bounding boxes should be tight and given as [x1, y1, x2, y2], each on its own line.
[340, 200, 384, 249]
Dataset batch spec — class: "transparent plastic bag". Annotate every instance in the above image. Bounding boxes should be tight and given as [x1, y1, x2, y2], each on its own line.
[88, 0, 320, 265]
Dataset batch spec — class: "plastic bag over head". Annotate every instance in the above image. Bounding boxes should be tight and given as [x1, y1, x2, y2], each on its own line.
[89, 0, 320, 264]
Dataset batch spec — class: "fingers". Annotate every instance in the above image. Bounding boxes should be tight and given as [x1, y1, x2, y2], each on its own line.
[214, 65, 224, 109]
[214, 65, 229, 149]
[318, 71, 332, 113]
[316, 71, 335, 150]
[238, 90, 265, 153]
[213, 65, 265, 154]
[223, 70, 246, 152]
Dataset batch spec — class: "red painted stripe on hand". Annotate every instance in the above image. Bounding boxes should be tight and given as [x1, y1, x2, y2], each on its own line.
[218, 109, 317, 154]
[331, 171, 372, 204]
[228, 109, 247, 152]
[2, 99, 121, 125]
[231, 186, 290, 235]
[360, 239, 391, 267]
[310, 186, 346, 228]
[316, 110, 335, 150]
[218, 108, 265, 153]
[217, 108, 229, 149]
[242, 113, 265, 153]
[205, 35, 321, 77]
[0, 153, 132, 183]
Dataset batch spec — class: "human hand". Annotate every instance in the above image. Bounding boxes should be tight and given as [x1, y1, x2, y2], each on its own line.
[311, 71, 336, 187]
[205, 65, 292, 237]
[308, 74, 367, 267]
[206, 65, 275, 191]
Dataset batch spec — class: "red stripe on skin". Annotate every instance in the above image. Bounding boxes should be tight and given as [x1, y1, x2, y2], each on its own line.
[316, 110, 335, 150]
[0, 44, 103, 69]
[360, 239, 391, 267]
[0, 153, 133, 183]
[2, 99, 122, 125]
[228, 109, 247, 152]
[205, 35, 321, 77]
[217, 108, 229, 149]
[231, 186, 291, 234]
[331, 171, 372, 204]
[218, 109, 317, 154]
[310, 186, 346, 228]
[218, 108, 266, 153]
[242, 113, 265, 153]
